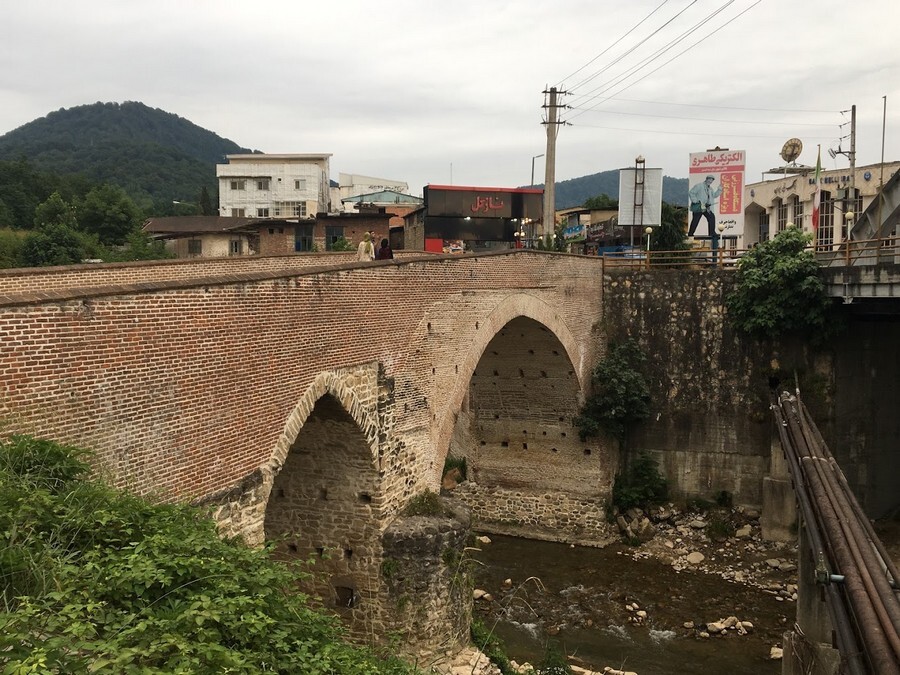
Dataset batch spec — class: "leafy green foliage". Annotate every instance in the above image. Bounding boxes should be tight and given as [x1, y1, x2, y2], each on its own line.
[78, 184, 142, 246]
[331, 236, 354, 252]
[0, 102, 252, 211]
[536, 640, 572, 675]
[612, 453, 668, 511]
[18, 222, 87, 267]
[725, 227, 833, 340]
[402, 490, 448, 517]
[583, 193, 618, 210]
[546, 171, 688, 210]
[574, 339, 650, 441]
[0, 436, 417, 674]
[442, 455, 467, 482]
[470, 619, 516, 675]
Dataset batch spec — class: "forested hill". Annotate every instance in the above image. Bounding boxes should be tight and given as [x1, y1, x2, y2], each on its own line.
[0, 102, 254, 210]
[532, 170, 689, 209]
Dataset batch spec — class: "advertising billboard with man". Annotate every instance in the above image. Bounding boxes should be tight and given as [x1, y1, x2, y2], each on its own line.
[688, 149, 745, 243]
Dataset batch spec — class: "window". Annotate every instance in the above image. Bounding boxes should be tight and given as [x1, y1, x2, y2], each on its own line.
[230, 180, 246, 191]
[257, 179, 270, 191]
[295, 202, 307, 218]
[187, 239, 202, 257]
[275, 201, 307, 218]
[776, 199, 788, 233]
[231, 208, 245, 217]
[257, 208, 270, 218]
[816, 190, 834, 250]
[295, 224, 314, 252]
[758, 213, 770, 242]
[792, 196, 803, 229]
[229, 239, 243, 256]
[294, 179, 307, 191]
[325, 226, 344, 250]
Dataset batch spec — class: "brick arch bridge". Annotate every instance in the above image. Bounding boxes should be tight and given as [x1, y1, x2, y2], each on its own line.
[0, 250, 613, 652]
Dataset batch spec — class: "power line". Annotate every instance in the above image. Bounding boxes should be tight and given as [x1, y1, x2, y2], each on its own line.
[568, 0, 762, 120]
[604, 97, 838, 115]
[566, 107, 838, 127]
[568, 0, 736, 109]
[555, 0, 674, 89]
[568, 121, 837, 141]
[565, 0, 700, 94]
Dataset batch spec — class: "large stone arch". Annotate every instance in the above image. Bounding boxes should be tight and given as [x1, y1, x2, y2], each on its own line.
[430, 292, 586, 481]
[261, 368, 384, 634]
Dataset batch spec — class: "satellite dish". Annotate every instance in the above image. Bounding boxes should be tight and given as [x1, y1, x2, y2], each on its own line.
[780, 138, 803, 164]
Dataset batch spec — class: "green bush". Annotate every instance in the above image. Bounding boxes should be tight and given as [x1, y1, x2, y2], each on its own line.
[471, 619, 516, 675]
[536, 640, 572, 674]
[402, 490, 447, 517]
[725, 226, 834, 340]
[612, 453, 668, 511]
[574, 339, 650, 441]
[442, 455, 467, 482]
[0, 435, 417, 674]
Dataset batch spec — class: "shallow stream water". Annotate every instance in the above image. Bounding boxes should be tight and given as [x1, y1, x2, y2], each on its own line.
[470, 534, 790, 675]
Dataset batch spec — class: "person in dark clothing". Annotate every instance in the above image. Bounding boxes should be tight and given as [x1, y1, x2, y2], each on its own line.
[376, 238, 394, 260]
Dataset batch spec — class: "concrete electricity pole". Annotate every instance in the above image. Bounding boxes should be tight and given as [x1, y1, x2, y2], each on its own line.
[541, 87, 566, 241]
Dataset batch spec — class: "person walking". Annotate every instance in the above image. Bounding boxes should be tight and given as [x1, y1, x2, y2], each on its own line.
[356, 232, 375, 261]
[375, 238, 393, 260]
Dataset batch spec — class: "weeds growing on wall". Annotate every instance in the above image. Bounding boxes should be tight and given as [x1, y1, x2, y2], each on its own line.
[402, 490, 449, 517]
[612, 453, 668, 511]
[442, 455, 467, 482]
[0, 435, 417, 674]
[574, 339, 650, 441]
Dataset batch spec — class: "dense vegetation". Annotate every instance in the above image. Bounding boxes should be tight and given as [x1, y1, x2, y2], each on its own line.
[574, 339, 651, 442]
[0, 159, 172, 268]
[725, 226, 834, 340]
[0, 102, 253, 213]
[0, 436, 417, 674]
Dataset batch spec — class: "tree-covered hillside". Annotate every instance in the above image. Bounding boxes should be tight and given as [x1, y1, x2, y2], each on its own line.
[0, 102, 254, 212]
[532, 170, 689, 209]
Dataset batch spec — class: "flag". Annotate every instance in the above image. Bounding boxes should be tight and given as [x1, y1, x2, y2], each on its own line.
[811, 146, 822, 231]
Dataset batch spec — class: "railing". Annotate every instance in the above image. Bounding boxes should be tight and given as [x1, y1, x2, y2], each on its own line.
[814, 236, 900, 267]
[600, 236, 900, 271]
[601, 247, 749, 270]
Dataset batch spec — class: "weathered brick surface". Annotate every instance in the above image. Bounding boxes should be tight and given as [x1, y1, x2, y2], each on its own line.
[0, 250, 603, 512]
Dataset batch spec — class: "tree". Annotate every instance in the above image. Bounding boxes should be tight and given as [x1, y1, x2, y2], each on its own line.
[583, 193, 618, 210]
[725, 226, 834, 340]
[574, 339, 650, 441]
[33, 192, 77, 230]
[18, 222, 86, 267]
[650, 202, 689, 252]
[78, 183, 142, 246]
[199, 186, 216, 216]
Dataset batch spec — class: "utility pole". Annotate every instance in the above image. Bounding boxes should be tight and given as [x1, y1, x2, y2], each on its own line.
[541, 86, 566, 241]
[849, 104, 856, 239]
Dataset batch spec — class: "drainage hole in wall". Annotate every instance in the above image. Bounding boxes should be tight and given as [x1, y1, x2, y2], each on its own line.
[316, 547, 325, 558]
[522, 443, 528, 450]
[287, 543, 298, 553]
[551, 448, 558, 453]
[561, 432, 567, 437]
[501, 441, 509, 447]
[344, 548, 353, 559]
[319, 488, 328, 500]
[334, 586, 359, 608]
[584, 448, 592, 456]
[358, 493, 372, 504]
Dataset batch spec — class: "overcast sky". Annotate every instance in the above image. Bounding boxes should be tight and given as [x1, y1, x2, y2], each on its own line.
[3, 1, 898, 196]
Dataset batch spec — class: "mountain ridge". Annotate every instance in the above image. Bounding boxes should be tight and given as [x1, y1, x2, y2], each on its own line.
[0, 101, 689, 211]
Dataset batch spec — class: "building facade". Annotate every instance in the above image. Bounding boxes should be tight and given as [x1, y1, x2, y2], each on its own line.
[743, 161, 900, 248]
[217, 154, 332, 220]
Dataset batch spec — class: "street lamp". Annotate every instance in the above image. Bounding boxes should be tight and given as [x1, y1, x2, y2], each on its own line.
[514, 222, 526, 248]
[716, 223, 726, 267]
[531, 154, 544, 188]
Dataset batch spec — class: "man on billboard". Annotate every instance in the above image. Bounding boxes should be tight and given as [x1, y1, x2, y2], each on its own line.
[687, 175, 722, 238]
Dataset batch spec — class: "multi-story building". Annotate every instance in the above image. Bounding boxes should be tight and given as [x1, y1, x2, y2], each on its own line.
[216, 153, 332, 219]
[744, 160, 900, 248]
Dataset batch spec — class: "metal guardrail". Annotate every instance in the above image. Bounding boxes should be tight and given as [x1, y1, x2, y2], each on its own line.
[599, 236, 899, 271]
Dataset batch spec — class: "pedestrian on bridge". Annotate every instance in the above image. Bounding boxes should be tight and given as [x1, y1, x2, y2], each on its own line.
[376, 238, 393, 260]
[357, 232, 375, 262]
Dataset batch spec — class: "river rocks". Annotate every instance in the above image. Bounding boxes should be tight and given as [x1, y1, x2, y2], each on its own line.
[735, 524, 753, 538]
[427, 646, 502, 675]
[476, 535, 492, 545]
[770, 646, 784, 660]
[689, 519, 707, 529]
[685, 551, 705, 564]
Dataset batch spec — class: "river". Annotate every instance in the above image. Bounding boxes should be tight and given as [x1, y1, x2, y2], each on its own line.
[470, 534, 790, 675]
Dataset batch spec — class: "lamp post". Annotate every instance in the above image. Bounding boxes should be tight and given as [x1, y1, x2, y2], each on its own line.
[514, 221, 526, 249]
[716, 223, 726, 267]
[531, 154, 544, 188]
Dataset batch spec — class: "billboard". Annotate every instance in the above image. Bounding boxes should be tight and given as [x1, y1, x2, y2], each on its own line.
[688, 150, 745, 241]
[422, 185, 542, 241]
[617, 167, 663, 227]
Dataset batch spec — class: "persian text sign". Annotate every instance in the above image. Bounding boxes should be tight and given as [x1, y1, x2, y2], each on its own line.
[688, 150, 746, 240]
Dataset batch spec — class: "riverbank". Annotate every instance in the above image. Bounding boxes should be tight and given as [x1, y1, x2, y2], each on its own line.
[468, 503, 798, 675]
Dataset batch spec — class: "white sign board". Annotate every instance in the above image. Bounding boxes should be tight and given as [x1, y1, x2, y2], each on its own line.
[617, 168, 663, 227]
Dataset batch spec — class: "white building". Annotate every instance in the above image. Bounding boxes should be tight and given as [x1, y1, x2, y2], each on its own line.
[744, 160, 900, 248]
[217, 154, 332, 219]
[332, 173, 410, 212]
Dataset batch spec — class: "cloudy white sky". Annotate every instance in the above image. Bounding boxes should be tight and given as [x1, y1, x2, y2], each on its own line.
[3, 1, 898, 196]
